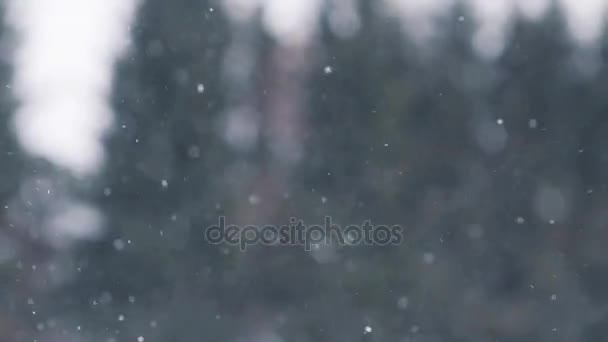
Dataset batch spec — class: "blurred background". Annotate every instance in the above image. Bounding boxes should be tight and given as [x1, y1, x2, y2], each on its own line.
[2, 0, 608, 341]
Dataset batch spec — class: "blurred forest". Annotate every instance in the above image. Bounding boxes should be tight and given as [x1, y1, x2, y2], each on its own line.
[3, 1, 608, 341]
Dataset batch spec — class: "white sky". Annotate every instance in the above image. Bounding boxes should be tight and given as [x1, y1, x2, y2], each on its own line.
[223, 0, 608, 57]
[7, 0, 139, 176]
[384, 0, 607, 57]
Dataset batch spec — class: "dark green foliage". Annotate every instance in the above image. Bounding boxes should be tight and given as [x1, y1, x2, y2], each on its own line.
[4, 1, 608, 341]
